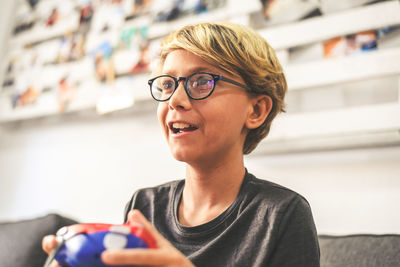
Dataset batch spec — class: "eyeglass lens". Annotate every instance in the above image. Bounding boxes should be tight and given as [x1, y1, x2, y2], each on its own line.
[150, 73, 216, 101]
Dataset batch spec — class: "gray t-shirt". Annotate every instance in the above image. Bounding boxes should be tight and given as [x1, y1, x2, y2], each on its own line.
[124, 171, 320, 267]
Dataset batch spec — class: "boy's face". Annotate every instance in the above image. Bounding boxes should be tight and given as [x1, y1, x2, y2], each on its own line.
[157, 49, 253, 166]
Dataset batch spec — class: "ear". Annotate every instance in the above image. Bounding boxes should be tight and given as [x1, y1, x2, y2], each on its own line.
[245, 95, 273, 130]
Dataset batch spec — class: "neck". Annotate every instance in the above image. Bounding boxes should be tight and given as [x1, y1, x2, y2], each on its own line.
[179, 151, 246, 226]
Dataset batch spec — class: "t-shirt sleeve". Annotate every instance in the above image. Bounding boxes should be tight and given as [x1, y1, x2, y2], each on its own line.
[268, 195, 320, 267]
[123, 190, 139, 223]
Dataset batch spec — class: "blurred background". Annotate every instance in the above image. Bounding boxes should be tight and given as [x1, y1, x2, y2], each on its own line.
[0, 0, 399, 235]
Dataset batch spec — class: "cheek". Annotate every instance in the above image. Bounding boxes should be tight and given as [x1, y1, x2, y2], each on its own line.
[204, 100, 248, 136]
[157, 103, 168, 135]
[218, 96, 250, 122]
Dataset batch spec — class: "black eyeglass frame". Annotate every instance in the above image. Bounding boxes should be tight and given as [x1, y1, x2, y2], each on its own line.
[148, 72, 253, 102]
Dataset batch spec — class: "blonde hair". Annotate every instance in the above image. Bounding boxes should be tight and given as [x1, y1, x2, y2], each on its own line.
[157, 22, 287, 154]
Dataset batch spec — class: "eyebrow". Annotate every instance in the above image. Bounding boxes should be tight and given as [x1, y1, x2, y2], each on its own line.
[162, 66, 218, 76]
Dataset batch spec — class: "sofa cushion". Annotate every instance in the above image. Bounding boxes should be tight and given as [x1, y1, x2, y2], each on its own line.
[0, 213, 77, 267]
[319, 234, 400, 267]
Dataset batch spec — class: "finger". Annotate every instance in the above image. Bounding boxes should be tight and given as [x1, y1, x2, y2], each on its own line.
[49, 260, 61, 267]
[42, 235, 58, 254]
[102, 248, 182, 266]
[127, 210, 168, 246]
[42, 235, 62, 267]
[44, 257, 62, 267]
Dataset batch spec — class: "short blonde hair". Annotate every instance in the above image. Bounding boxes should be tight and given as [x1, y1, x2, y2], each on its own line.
[157, 22, 287, 154]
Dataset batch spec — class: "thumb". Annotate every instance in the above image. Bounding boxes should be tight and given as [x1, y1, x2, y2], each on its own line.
[127, 210, 167, 247]
[42, 235, 58, 254]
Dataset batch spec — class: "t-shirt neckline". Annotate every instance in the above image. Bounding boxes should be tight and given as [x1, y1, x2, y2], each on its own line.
[171, 170, 250, 238]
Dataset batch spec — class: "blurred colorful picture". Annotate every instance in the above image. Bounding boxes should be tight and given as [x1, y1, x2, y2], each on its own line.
[91, 0, 125, 33]
[323, 31, 377, 59]
[92, 40, 115, 83]
[113, 26, 150, 75]
[12, 86, 40, 108]
[36, 0, 78, 28]
[125, 0, 153, 19]
[58, 75, 76, 113]
[150, 0, 224, 22]
[10, 47, 43, 108]
[78, 0, 94, 33]
[13, 2, 36, 35]
[260, 0, 320, 25]
[57, 32, 86, 63]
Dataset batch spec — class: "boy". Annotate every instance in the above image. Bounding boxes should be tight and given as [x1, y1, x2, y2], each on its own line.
[44, 22, 320, 267]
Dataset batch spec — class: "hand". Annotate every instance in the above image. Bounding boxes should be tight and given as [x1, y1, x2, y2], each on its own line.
[42, 235, 61, 267]
[102, 210, 195, 267]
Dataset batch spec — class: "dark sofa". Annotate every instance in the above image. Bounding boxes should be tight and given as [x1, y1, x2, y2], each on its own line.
[0, 214, 77, 267]
[319, 234, 400, 266]
[1, 214, 399, 267]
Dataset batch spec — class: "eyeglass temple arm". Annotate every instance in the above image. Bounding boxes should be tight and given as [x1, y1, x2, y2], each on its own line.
[219, 76, 252, 93]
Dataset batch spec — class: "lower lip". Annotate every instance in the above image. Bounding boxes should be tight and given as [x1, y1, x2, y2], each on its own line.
[170, 129, 197, 137]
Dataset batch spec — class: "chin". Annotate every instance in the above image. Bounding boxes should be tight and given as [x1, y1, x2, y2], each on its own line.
[169, 146, 203, 164]
[170, 149, 193, 163]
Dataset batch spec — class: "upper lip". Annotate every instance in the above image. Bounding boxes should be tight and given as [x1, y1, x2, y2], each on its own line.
[167, 120, 198, 131]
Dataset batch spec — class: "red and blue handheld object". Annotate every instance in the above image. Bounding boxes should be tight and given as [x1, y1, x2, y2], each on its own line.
[45, 222, 157, 267]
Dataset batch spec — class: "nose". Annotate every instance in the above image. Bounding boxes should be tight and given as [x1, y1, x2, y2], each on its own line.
[168, 80, 191, 111]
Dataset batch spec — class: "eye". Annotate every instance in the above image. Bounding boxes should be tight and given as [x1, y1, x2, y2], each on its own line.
[190, 75, 213, 90]
[151, 76, 176, 100]
[197, 77, 210, 86]
[161, 80, 174, 90]
[155, 77, 175, 93]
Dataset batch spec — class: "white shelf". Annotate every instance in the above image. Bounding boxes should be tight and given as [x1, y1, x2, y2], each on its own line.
[256, 128, 400, 154]
[1, 47, 399, 122]
[269, 103, 400, 140]
[255, 103, 400, 154]
[9, 0, 260, 48]
[0, 92, 59, 121]
[285, 47, 400, 90]
[10, 13, 80, 48]
[147, 0, 261, 39]
[258, 0, 400, 50]
[0, 71, 152, 122]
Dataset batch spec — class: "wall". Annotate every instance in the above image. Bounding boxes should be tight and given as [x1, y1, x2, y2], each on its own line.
[247, 146, 400, 234]
[1, 106, 400, 234]
[0, 106, 184, 224]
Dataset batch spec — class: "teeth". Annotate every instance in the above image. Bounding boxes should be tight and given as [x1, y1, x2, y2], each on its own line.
[172, 122, 192, 129]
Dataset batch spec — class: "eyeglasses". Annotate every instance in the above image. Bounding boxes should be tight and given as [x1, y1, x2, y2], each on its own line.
[148, 72, 252, 102]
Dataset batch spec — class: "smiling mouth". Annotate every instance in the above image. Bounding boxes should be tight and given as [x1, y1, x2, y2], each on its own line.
[170, 122, 198, 134]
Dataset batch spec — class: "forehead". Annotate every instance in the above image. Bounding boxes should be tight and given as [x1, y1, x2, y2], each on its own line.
[162, 49, 221, 76]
